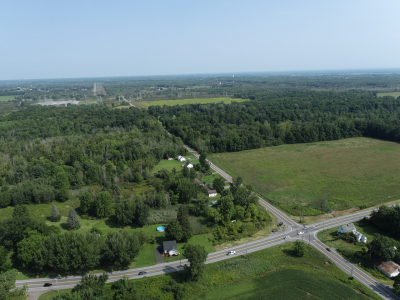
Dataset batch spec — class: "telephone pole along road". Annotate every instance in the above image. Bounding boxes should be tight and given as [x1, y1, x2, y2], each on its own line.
[17, 144, 399, 300]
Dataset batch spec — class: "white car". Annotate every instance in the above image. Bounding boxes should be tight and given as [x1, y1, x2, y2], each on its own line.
[298, 231, 304, 235]
[228, 251, 236, 255]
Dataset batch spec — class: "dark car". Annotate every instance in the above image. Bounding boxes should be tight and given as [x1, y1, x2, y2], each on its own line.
[272, 229, 278, 232]
[326, 247, 331, 252]
[138, 271, 147, 275]
[43, 283, 52, 287]
[278, 222, 283, 226]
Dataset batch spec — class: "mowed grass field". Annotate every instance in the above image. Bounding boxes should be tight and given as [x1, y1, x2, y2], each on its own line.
[0, 95, 16, 101]
[209, 137, 400, 216]
[377, 91, 400, 98]
[134, 97, 248, 109]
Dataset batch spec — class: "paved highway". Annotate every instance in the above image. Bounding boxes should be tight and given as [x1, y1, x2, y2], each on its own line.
[17, 144, 399, 299]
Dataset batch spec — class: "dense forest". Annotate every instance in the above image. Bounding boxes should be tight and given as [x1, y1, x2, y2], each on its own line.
[148, 91, 400, 153]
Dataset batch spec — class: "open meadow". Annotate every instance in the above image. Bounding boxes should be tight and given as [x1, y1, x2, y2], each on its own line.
[209, 137, 400, 216]
[133, 97, 248, 109]
[377, 91, 400, 98]
[0, 95, 16, 101]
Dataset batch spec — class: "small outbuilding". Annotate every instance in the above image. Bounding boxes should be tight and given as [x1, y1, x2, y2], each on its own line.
[207, 188, 218, 198]
[177, 155, 186, 162]
[374, 259, 400, 278]
[163, 240, 178, 256]
[337, 223, 356, 235]
[184, 161, 193, 169]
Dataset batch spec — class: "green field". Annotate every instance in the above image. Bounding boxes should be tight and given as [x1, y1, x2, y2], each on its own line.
[209, 138, 400, 216]
[377, 92, 400, 98]
[0, 95, 16, 101]
[38, 242, 380, 300]
[134, 97, 248, 108]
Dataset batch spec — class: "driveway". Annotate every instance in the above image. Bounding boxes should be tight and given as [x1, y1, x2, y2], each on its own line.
[155, 245, 163, 264]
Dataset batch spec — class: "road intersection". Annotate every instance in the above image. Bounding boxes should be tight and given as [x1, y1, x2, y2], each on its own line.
[17, 144, 399, 300]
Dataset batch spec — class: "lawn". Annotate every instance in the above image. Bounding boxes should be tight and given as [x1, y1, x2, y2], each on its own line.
[377, 92, 400, 98]
[0, 95, 16, 101]
[152, 158, 198, 173]
[200, 173, 223, 185]
[134, 97, 248, 109]
[39, 242, 381, 300]
[317, 221, 395, 285]
[209, 137, 400, 216]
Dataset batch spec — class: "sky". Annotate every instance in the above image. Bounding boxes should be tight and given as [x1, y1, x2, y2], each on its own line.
[1, 0, 400, 80]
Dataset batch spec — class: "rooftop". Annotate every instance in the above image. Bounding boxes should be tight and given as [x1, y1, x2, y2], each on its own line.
[374, 259, 399, 275]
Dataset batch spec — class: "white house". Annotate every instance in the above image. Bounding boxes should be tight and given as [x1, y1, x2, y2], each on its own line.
[207, 188, 218, 198]
[337, 223, 356, 235]
[177, 155, 186, 162]
[337, 223, 367, 243]
[374, 259, 400, 278]
[184, 161, 193, 169]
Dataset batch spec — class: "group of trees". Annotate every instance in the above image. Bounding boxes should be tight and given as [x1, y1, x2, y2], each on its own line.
[148, 90, 400, 154]
[369, 205, 400, 239]
[0, 206, 144, 273]
[166, 206, 193, 243]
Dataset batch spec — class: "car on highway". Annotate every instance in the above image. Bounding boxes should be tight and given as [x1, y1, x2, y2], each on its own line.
[326, 247, 331, 252]
[43, 283, 52, 287]
[272, 229, 278, 232]
[298, 231, 304, 235]
[228, 250, 236, 255]
[278, 222, 283, 226]
[138, 271, 147, 275]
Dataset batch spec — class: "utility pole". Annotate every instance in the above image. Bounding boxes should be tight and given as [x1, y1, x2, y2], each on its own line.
[309, 234, 310, 245]
[246, 242, 248, 255]
[351, 265, 353, 277]
[299, 210, 302, 223]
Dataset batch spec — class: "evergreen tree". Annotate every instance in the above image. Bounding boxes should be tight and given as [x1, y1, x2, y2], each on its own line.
[177, 205, 193, 242]
[12, 205, 29, 219]
[135, 199, 149, 227]
[165, 219, 183, 242]
[294, 240, 308, 257]
[50, 204, 61, 222]
[115, 199, 136, 226]
[212, 177, 225, 194]
[67, 207, 80, 230]
[93, 192, 113, 218]
[0, 192, 11, 208]
[183, 244, 208, 281]
[80, 191, 94, 215]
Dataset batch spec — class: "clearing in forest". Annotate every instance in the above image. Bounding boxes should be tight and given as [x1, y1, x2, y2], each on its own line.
[134, 97, 248, 108]
[377, 91, 400, 98]
[209, 137, 400, 216]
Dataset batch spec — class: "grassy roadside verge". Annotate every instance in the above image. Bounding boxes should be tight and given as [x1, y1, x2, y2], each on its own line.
[38, 242, 382, 300]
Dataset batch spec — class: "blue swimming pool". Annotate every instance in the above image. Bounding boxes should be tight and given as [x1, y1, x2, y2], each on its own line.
[157, 226, 166, 232]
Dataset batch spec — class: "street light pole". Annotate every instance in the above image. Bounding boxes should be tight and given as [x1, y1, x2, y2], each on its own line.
[179, 254, 181, 266]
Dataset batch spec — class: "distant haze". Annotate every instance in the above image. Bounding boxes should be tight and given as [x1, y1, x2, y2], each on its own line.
[2, 0, 400, 80]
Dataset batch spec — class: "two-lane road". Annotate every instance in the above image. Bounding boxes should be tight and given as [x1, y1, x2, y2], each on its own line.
[17, 143, 399, 299]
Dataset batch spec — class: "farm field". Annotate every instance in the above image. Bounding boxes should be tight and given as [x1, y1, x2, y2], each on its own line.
[0, 95, 16, 101]
[377, 91, 400, 98]
[209, 137, 400, 216]
[39, 242, 380, 300]
[134, 97, 248, 109]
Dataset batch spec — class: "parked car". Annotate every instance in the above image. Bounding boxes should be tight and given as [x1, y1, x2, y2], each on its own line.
[228, 250, 236, 255]
[43, 283, 52, 287]
[298, 231, 304, 235]
[278, 222, 283, 226]
[326, 248, 331, 252]
[138, 271, 147, 275]
[272, 229, 278, 232]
